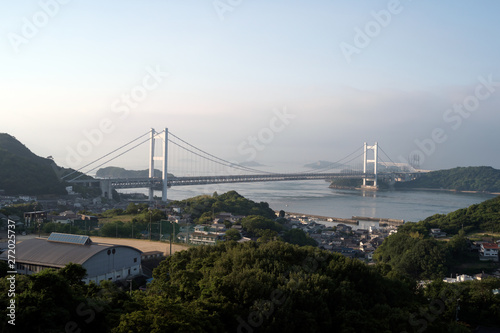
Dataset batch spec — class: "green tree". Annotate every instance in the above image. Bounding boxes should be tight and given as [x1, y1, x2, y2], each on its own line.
[256, 229, 280, 243]
[225, 228, 242, 241]
[240, 215, 283, 237]
[282, 228, 318, 247]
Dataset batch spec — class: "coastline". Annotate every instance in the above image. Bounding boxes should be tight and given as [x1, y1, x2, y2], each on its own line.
[396, 187, 500, 196]
[328, 184, 500, 196]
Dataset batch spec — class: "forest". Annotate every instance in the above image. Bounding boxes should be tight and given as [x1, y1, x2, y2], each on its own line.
[395, 166, 500, 192]
[399, 195, 500, 234]
[1, 241, 499, 332]
[169, 190, 277, 223]
[2, 193, 500, 331]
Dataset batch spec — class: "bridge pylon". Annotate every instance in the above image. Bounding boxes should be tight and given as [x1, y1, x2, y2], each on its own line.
[362, 142, 378, 190]
[149, 128, 168, 202]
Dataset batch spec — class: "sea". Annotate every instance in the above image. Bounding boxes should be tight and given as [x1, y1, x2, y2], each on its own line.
[118, 180, 497, 223]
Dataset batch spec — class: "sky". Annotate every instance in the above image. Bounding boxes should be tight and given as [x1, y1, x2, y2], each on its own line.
[1, 0, 500, 175]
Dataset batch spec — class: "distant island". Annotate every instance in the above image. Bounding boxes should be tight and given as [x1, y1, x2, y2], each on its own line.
[95, 166, 174, 179]
[304, 160, 341, 169]
[394, 166, 500, 193]
[238, 161, 266, 167]
[329, 166, 500, 193]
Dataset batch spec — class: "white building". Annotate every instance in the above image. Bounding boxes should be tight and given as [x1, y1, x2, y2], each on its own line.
[480, 243, 499, 261]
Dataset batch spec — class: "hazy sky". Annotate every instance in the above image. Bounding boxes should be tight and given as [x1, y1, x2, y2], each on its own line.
[1, 1, 500, 174]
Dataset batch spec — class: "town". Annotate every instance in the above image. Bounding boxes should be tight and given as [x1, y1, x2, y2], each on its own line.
[1, 188, 499, 286]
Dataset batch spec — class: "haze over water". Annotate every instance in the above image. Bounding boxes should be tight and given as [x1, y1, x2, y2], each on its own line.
[123, 180, 496, 222]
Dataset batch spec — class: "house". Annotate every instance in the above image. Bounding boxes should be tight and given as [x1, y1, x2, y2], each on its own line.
[24, 211, 48, 227]
[190, 231, 223, 245]
[336, 224, 352, 233]
[60, 210, 78, 219]
[430, 228, 447, 238]
[474, 272, 491, 281]
[0, 233, 142, 284]
[443, 274, 474, 283]
[480, 243, 499, 261]
[141, 251, 164, 260]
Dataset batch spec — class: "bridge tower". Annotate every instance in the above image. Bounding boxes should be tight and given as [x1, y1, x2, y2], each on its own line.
[362, 142, 378, 189]
[149, 128, 169, 202]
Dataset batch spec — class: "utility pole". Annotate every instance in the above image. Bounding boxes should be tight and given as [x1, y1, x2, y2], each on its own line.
[148, 209, 152, 241]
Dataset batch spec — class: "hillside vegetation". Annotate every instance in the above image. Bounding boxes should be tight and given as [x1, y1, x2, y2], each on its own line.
[400, 195, 500, 234]
[0, 133, 97, 196]
[170, 190, 276, 223]
[396, 166, 500, 192]
[0, 134, 67, 195]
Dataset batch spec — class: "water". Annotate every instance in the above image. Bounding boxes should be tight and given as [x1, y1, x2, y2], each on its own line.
[119, 180, 496, 222]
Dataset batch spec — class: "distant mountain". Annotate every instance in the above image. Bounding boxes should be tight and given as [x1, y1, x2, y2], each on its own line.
[238, 161, 266, 167]
[0, 134, 68, 195]
[95, 166, 174, 179]
[304, 160, 340, 169]
[395, 166, 500, 192]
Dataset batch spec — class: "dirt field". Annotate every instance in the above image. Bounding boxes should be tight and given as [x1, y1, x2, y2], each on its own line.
[90, 236, 190, 255]
[13, 234, 190, 256]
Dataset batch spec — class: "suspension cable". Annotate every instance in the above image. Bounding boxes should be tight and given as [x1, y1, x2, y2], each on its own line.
[303, 145, 365, 173]
[167, 138, 274, 174]
[62, 131, 151, 180]
[169, 131, 275, 174]
[68, 131, 163, 182]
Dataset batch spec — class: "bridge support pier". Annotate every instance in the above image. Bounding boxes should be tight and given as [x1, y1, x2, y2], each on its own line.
[149, 128, 168, 202]
[362, 142, 378, 190]
[149, 129, 155, 201]
[100, 179, 113, 200]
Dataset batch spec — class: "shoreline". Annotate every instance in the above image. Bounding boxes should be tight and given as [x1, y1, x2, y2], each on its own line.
[397, 188, 500, 196]
[277, 211, 404, 227]
[328, 184, 500, 196]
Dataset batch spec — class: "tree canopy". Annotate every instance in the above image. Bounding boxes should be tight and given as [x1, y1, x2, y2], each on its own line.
[395, 166, 500, 192]
[170, 191, 276, 223]
[400, 195, 500, 233]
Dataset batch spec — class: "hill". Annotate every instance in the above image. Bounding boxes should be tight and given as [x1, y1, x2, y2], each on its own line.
[395, 166, 500, 192]
[304, 160, 340, 169]
[238, 160, 265, 167]
[171, 190, 276, 222]
[399, 194, 500, 234]
[0, 134, 68, 195]
[0, 133, 97, 196]
[95, 166, 174, 179]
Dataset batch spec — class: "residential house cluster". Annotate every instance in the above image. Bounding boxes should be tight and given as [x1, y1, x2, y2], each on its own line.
[284, 214, 398, 261]
[443, 269, 500, 283]
[175, 212, 248, 246]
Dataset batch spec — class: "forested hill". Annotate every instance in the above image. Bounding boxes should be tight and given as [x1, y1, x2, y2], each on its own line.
[171, 190, 276, 222]
[0, 133, 68, 195]
[395, 166, 500, 192]
[399, 194, 500, 234]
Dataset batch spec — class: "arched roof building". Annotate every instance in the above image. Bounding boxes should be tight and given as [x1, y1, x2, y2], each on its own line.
[1, 233, 142, 284]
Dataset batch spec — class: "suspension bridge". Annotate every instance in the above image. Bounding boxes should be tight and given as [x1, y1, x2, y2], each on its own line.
[64, 128, 419, 202]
